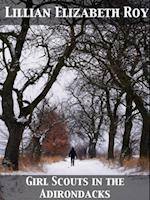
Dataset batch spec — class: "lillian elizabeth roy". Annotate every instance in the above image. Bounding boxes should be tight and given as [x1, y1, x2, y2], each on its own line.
[5, 6, 149, 18]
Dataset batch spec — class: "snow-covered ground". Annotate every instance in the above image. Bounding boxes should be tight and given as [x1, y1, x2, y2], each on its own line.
[43, 158, 148, 175]
[1, 158, 148, 175]
[44, 158, 119, 175]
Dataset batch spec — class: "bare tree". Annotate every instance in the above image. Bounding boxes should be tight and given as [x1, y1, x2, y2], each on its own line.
[105, 88, 123, 159]
[105, 23, 150, 159]
[0, 0, 85, 170]
[66, 77, 105, 158]
[74, 18, 149, 160]
[120, 93, 133, 163]
[26, 100, 69, 161]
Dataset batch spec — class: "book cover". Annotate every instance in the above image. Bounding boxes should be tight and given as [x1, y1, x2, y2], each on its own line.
[0, 0, 149, 200]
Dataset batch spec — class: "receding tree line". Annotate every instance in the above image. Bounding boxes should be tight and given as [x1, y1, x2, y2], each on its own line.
[64, 19, 149, 162]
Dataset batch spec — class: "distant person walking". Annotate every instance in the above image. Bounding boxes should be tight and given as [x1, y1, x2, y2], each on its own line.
[69, 147, 77, 166]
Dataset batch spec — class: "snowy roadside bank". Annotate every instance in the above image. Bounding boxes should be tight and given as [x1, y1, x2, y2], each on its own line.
[0, 158, 148, 175]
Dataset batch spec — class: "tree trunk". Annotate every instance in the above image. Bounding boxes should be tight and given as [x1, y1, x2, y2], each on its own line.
[108, 129, 115, 159]
[120, 94, 133, 164]
[108, 118, 118, 160]
[2, 123, 25, 170]
[108, 61, 149, 159]
[140, 115, 150, 158]
[25, 135, 42, 163]
[88, 139, 97, 158]
[31, 136, 41, 162]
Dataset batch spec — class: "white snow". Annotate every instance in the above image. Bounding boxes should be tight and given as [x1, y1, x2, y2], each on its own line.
[16, 116, 28, 123]
[43, 158, 121, 175]
[43, 158, 147, 175]
[1, 158, 148, 175]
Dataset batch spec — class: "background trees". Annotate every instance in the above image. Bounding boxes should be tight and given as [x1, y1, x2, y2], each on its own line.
[26, 101, 69, 161]
[41, 109, 69, 157]
[64, 15, 149, 162]
[66, 77, 105, 158]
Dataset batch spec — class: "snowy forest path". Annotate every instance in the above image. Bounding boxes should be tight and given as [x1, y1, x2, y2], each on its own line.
[1, 158, 146, 175]
[43, 158, 125, 175]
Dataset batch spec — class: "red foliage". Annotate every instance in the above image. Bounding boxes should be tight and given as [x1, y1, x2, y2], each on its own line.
[41, 110, 69, 156]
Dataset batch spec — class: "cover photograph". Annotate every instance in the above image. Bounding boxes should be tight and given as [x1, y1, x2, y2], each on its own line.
[0, 0, 149, 199]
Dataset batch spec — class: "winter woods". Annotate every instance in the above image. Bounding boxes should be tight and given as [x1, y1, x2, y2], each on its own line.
[26, 103, 69, 162]
[0, 0, 149, 170]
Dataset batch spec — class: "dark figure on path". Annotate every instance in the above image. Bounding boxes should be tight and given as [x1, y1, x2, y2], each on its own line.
[69, 147, 77, 166]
